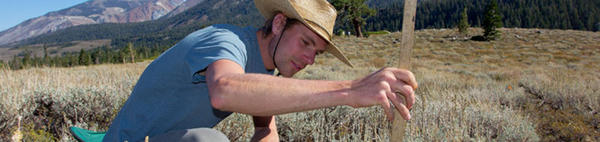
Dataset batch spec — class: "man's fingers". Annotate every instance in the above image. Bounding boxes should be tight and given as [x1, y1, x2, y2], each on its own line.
[395, 101, 411, 120]
[386, 89, 411, 120]
[392, 69, 418, 90]
[387, 69, 416, 110]
[400, 84, 415, 109]
[389, 81, 415, 110]
[380, 90, 394, 121]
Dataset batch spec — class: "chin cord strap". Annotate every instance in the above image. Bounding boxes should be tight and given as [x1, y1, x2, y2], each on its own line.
[272, 27, 287, 76]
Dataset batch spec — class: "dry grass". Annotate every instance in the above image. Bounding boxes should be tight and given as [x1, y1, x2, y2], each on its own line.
[0, 63, 145, 141]
[1, 28, 599, 141]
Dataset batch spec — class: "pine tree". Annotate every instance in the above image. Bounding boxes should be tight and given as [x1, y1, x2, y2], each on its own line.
[128, 42, 135, 63]
[106, 49, 114, 63]
[48, 56, 56, 67]
[43, 46, 49, 66]
[69, 52, 78, 66]
[91, 50, 101, 64]
[22, 51, 31, 68]
[331, 0, 376, 37]
[458, 7, 470, 34]
[140, 46, 149, 59]
[119, 48, 127, 64]
[31, 56, 41, 67]
[482, 0, 503, 40]
[79, 49, 92, 66]
[10, 56, 21, 70]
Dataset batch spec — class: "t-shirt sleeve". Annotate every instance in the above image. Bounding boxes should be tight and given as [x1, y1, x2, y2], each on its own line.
[184, 30, 248, 79]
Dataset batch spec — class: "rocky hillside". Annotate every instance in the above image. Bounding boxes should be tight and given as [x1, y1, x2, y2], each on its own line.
[0, 0, 205, 46]
[165, 0, 206, 17]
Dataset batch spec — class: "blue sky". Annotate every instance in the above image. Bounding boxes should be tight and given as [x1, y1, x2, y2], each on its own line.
[0, 0, 89, 31]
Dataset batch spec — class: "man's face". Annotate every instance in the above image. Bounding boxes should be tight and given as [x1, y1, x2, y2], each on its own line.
[273, 23, 328, 77]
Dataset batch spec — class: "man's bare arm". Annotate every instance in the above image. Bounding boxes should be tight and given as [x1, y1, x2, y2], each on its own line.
[206, 59, 350, 116]
[206, 59, 417, 120]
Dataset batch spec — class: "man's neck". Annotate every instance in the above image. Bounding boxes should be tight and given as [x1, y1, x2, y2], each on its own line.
[256, 30, 276, 71]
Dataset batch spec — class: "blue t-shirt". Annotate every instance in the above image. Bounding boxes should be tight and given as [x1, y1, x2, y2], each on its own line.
[103, 24, 274, 142]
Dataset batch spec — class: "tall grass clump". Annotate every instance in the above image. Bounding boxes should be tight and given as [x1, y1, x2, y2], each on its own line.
[0, 63, 145, 141]
[518, 69, 600, 141]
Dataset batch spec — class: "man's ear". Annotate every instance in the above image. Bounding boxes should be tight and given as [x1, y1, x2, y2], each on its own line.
[271, 13, 288, 37]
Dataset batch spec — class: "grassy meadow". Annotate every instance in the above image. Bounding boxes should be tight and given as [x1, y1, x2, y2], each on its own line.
[1, 28, 599, 141]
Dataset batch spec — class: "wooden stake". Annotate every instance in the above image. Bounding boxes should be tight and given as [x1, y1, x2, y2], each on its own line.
[391, 0, 417, 141]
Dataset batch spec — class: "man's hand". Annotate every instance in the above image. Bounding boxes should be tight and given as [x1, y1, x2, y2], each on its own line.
[251, 116, 279, 142]
[346, 67, 418, 121]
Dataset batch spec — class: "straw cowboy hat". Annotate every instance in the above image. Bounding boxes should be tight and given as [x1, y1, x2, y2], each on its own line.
[254, 0, 353, 67]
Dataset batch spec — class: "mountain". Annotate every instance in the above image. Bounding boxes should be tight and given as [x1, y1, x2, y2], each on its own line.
[0, 0, 194, 46]
[165, 0, 206, 17]
[20, 0, 262, 48]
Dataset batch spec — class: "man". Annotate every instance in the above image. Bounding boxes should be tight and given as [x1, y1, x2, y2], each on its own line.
[104, 0, 418, 141]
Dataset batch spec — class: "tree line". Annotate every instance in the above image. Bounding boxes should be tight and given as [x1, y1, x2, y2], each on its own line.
[4, 43, 171, 70]
[362, 0, 600, 32]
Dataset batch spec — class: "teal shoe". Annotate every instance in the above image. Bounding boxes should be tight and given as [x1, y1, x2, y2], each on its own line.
[69, 127, 106, 142]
